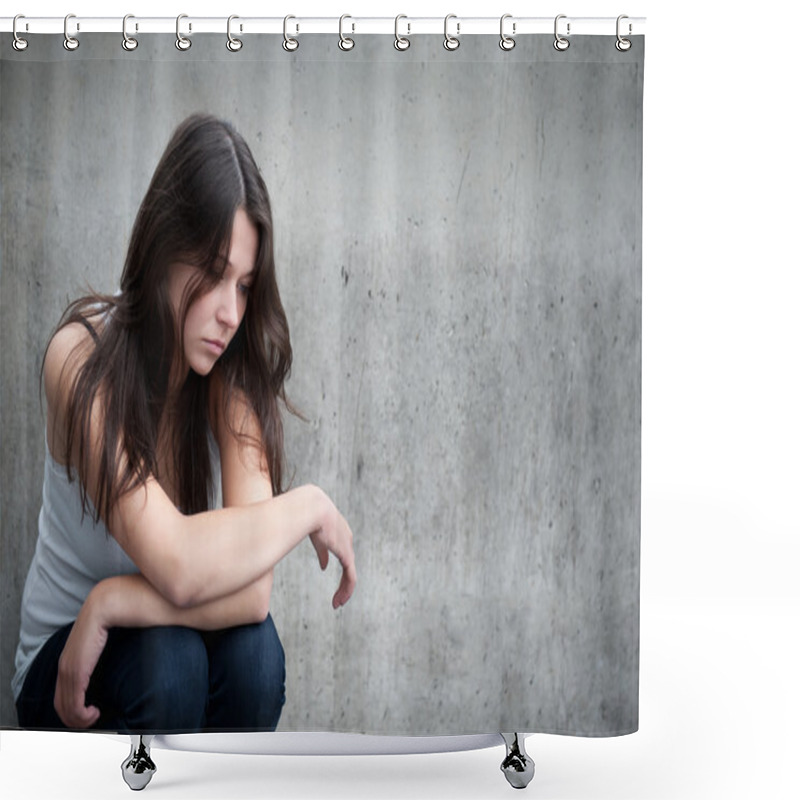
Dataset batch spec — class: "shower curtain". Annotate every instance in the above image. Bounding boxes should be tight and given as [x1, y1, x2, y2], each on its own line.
[1, 29, 643, 737]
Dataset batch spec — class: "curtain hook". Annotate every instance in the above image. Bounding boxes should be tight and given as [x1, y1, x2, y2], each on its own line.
[394, 14, 410, 51]
[554, 14, 570, 51]
[12, 14, 29, 51]
[122, 14, 138, 51]
[63, 13, 80, 51]
[443, 14, 460, 51]
[499, 14, 516, 51]
[615, 14, 632, 51]
[282, 15, 299, 51]
[227, 15, 243, 52]
[175, 13, 191, 51]
[339, 14, 355, 51]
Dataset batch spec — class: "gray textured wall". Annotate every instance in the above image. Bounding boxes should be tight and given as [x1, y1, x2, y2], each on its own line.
[1, 33, 642, 734]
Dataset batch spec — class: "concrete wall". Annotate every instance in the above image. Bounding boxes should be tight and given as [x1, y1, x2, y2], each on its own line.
[1, 33, 642, 734]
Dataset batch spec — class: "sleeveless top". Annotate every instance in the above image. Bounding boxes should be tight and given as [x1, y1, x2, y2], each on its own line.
[12, 428, 221, 703]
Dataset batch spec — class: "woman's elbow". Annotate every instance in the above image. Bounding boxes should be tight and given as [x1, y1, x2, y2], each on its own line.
[156, 556, 201, 609]
[163, 577, 197, 610]
[250, 577, 272, 623]
[243, 571, 273, 624]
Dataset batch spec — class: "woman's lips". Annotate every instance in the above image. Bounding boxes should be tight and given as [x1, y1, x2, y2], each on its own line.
[204, 339, 225, 355]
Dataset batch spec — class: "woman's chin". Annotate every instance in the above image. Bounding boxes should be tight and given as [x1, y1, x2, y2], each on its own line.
[188, 357, 217, 377]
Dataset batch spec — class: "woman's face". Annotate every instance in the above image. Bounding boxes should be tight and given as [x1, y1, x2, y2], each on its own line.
[168, 207, 258, 378]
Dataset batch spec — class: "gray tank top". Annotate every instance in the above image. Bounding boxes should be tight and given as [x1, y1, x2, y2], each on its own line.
[12, 433, 221, 701]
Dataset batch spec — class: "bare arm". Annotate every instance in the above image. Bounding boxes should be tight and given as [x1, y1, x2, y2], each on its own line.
[84, 571, 271, 630]
[111, 476, 349, 607]
[45, 324, 356, 611]
[82, 382, 282, 631]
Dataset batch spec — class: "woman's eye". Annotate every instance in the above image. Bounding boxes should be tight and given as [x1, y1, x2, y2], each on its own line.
[238, 283, 251, 296]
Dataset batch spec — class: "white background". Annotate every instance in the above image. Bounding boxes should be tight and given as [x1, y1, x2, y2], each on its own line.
[2, 1, 798, 798]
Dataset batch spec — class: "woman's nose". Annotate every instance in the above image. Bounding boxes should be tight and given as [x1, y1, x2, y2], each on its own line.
[217, 283, 240, 328]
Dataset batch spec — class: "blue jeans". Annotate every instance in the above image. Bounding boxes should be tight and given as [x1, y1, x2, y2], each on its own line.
[16, 615, 285, 733]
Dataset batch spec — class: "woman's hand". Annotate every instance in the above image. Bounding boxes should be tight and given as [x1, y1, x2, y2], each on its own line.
[54, 588, 110, 729]
[309, 495, 357, 609]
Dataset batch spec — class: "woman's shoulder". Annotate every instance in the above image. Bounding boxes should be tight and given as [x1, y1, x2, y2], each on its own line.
[45, 300, 111, 372]
[50, 318, 95, 347]
[45, 319, 95, 365]
[43, 320, 99, 405]
[43, 320, 102, 464]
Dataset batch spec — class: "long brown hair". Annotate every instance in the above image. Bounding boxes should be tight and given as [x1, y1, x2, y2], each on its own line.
[53, 113, 293, 523]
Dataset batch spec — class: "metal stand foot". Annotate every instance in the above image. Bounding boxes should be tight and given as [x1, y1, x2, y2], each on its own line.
[121, 735, 157, 791]
[500, 733, 535, 789]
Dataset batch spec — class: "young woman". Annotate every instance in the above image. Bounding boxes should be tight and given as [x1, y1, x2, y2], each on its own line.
[11, 113, 356, 733]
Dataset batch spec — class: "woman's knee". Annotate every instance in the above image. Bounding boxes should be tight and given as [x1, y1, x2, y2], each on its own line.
[205, 615, 286, 729]
[90, 626, 209, 732]
[230, 616, 284, 689]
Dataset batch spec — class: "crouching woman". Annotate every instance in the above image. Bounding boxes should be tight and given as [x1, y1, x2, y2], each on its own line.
[12, 113, 356, 733]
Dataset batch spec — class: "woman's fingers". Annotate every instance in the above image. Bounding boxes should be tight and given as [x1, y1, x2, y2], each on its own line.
[54, 669, 100, 729]
[332, 560, 357, 609]
[310, 505, 356, 608]
[330, 516, 356, 608]
[53, 607, 109, 728]
[66, 700, 100, 729]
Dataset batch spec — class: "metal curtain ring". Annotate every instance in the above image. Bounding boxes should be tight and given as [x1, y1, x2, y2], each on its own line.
[394, 15, 410, 51]
[227, 15, 243, 51]
[63, 13, 79, 51]
[499, 14, 515, 51]
[616, 14, 632, 51]
[339, 14, 355, 51]
[553, 14, 570, 51]
[443, 14, 460, 51]
[12, 14, 29, 51]
[176, 13, 191, 51]
[122, 14, 138, 51]
[283, 15, 299, 51]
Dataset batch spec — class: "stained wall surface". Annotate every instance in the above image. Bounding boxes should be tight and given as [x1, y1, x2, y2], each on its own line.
[1, 34, 642, 733]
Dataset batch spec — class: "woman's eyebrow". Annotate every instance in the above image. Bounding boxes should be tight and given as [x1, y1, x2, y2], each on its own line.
[219, 256, 255, 279]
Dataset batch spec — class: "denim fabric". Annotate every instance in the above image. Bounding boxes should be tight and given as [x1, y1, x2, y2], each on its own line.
[16, 615, 285, 733]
